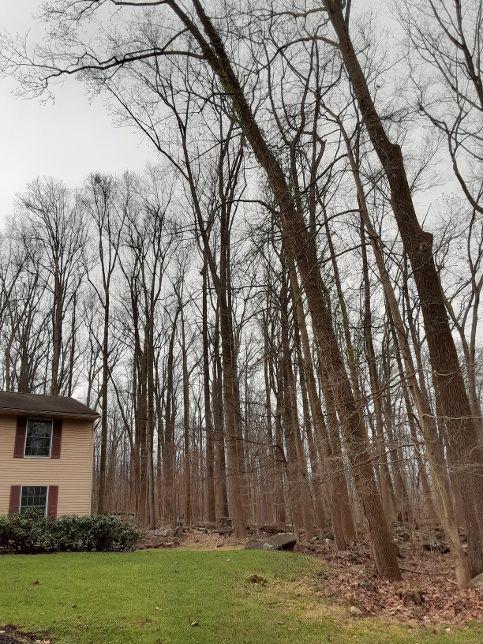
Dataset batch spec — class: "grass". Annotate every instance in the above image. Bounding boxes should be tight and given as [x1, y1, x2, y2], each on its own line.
[0, 549, 481, 643]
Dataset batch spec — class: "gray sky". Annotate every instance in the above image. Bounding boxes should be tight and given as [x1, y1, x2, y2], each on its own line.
[0, 1, 455, 229]
[0, 0, 157, 228]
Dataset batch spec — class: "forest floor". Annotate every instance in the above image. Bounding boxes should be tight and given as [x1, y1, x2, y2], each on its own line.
[0, 548, 481, 643]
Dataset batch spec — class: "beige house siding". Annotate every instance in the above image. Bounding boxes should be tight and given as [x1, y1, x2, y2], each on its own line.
[0, 415, 94, 516]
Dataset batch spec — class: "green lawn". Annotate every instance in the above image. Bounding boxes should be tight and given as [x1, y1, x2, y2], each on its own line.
[0, 549, 480, 643]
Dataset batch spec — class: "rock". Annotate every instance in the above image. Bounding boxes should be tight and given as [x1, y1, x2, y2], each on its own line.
[161, 528, 174, 538]
[469, 572, 483, 590]
[350, 606, 363, 616]
[245, 533, 297, 552]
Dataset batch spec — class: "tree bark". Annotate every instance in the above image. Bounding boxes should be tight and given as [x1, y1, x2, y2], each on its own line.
[324, 0, 483, 577]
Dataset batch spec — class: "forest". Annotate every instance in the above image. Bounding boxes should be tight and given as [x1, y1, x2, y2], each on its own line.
[0, 0, 481, 593]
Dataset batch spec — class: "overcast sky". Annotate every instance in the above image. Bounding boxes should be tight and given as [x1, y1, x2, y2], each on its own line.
[0, 1, 447, 232]
[0, 0, 157, 228]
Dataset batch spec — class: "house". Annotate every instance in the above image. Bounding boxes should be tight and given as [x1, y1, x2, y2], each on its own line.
[0, 392, 99, 518]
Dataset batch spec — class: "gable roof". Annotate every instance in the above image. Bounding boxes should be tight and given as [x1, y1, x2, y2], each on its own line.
[0, 392, 99, 421]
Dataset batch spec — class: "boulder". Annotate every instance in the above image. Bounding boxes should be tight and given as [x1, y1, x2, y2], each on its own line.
[153, 527, 174, 538]
[245, 533, 297, 552]
[469, 572, 483, 591]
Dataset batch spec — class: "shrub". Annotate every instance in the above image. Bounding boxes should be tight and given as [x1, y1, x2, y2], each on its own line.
[0, 508, 56, 553]
[0, 511, 141, 554]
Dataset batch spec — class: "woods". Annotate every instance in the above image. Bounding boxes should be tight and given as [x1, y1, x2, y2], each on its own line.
[0, 0, 481, 588]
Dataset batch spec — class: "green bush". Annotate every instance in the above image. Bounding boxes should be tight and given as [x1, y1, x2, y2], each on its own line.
[0, 509, 56, 553]
[0, 510, 141, 554]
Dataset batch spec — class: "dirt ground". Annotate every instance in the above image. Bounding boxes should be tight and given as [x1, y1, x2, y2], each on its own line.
[0, 625, 50, 644]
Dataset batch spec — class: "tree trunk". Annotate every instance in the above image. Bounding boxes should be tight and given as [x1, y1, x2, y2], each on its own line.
[186, 0, 400, 579]
[324, 0, 483, 578]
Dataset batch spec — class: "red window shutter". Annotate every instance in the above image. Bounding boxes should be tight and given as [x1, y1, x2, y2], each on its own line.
[48, 485, 59, 518]
[8, 485, 21, 513]
[51, 418, 63, 458]
[13, 417, 27, 458]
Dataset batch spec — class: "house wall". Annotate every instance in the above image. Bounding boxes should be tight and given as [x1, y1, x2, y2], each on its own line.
[0, 415, 94, 516]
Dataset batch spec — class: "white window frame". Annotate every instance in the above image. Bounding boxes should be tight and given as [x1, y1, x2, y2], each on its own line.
[19, 485, 49, 517]
[24, 418, 53, 458]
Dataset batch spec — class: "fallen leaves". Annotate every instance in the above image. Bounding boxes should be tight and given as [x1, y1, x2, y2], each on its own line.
[296, 536, 483, 626]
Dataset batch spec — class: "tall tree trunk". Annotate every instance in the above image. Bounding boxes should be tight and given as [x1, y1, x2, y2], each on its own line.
[334, 115, 470, 584]
[202, 260, 216, 523]
[279, 269, 315, 538]
[50, 273, 63, 395]
[163, 313, 179, 527]
[360, 223, 395, 524]
[186, 0, 400, 579]
[212, 314, 229, 520]
[97, 289, 110, 514]
[324, 0, 483, 578]
[181, 307, 192, 526]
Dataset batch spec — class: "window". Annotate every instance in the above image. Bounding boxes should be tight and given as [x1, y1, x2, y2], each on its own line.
[20, 486, 48, 515]
[24, 419, 53, 457]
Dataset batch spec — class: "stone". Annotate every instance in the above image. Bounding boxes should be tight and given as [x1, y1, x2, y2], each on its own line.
[469, 572, 483, 590]
[350, 606, 363, 616]
[153, 528, 175, 538]
[245, 533, 297, 552]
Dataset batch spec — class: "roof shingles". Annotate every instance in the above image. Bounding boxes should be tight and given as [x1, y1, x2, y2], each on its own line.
[0, 392, 99, 420]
